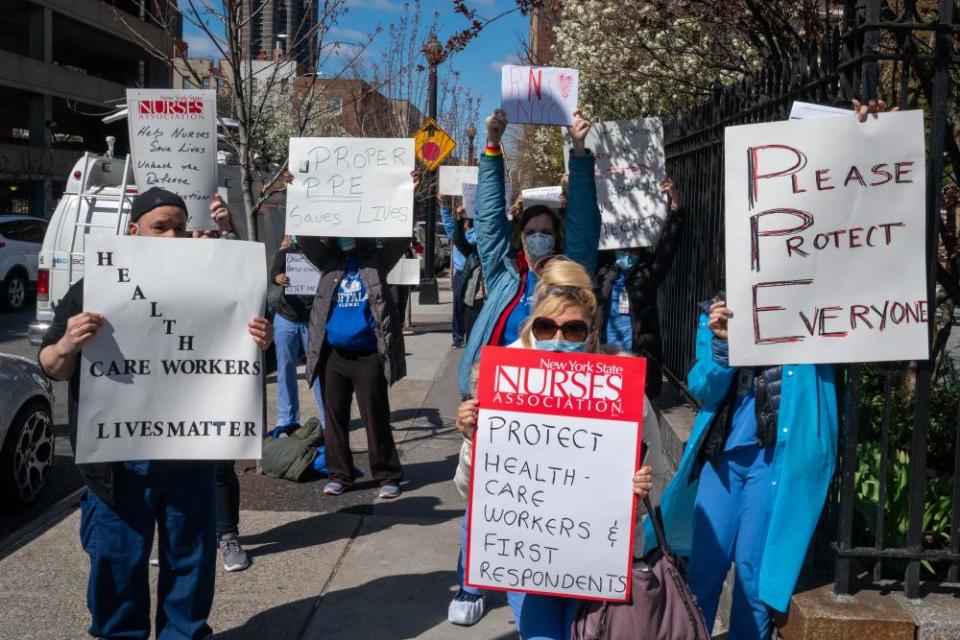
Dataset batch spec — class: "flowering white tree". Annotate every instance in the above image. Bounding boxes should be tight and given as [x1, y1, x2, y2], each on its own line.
[249, 84, 344, 167]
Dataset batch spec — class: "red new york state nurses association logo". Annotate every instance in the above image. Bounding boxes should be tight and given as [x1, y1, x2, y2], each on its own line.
[137, 96, 205, 120]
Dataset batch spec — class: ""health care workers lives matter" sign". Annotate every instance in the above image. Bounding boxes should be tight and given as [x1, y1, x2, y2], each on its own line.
[466, 346, 645, 602]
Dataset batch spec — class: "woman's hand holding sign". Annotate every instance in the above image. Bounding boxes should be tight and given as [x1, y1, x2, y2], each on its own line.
[707, 300, 734, 341]
[568, 108, 592, 157]
[632, 466, 653, 499]
[457, 398, 479, 440]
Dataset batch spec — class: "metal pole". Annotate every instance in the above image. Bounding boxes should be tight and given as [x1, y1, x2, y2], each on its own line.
[418, 60, 440, 305]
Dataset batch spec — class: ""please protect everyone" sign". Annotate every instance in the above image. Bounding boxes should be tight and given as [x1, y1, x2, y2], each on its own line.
[724, 110, 928, 366]
[466, 346, 645, 602]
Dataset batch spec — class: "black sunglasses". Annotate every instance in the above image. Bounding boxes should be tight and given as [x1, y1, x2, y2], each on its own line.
[531, 317, 591, 342]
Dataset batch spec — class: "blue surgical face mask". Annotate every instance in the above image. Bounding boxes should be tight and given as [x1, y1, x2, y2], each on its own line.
[534, 339, 589, 353]
[616, 251, 639, 271]
[524, 232, 556, 260]
[336, 237, 357, 252]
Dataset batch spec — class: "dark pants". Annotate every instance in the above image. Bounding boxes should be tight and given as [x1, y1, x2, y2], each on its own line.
[464, 298, 485, 344]
[451, 269, 465, 346]
[322, 346, 403, 486]
[215, 461, 239, 537]
[390, 285, 410, 328]
[80, 462, 216, 640]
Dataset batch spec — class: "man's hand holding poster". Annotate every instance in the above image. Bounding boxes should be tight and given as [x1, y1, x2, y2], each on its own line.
[466, 346, 645, 601]
[76, 236, 267, 464]
[723, 110, 928, 366]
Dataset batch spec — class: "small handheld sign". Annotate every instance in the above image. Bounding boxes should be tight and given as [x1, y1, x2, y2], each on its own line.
[466, 346, 645, 602]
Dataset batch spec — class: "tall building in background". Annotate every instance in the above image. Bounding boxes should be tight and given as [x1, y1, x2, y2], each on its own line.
[0, 0, 176, 217]
[240, 0, 319, 72]
[529, 0, 563, 65]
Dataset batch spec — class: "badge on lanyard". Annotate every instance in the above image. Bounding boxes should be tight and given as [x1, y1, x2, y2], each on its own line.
[736, 368, 754, 399]
[617, 290, 630, 315]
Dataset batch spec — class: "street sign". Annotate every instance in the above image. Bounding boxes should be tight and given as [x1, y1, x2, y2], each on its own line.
[415, 118, 457, 171]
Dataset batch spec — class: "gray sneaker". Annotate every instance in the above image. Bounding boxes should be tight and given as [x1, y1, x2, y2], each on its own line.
[219, 533, 250, 572]
[448, 589, 485, 625]
[324, 481, 345, 496]
[149, 547, 159, 567]
[378, 484, 401, 500]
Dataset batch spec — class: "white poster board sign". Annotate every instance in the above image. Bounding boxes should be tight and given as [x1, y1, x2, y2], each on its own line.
[724, 110, 928, 366]
[126, 89, 218, 231]
[461, 182, 513, 219]
[501, 65, 579, 126]
[564, 118, 668, 249]
[439, 166, 479, 196]
[77, 236, 267, 463]
[466, 347, 645, 601]
[286, 137, 415, 238]
[522, 186, 563, 210]
[285, 253, 320, 295]
[789, 101, 852, 120]
[387, 258, 421, 285]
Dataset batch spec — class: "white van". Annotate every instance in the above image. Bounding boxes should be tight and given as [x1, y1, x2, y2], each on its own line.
[28, 153, 286, 346]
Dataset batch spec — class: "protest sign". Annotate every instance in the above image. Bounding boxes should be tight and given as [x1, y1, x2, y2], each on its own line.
[387, 258, 421, 285]
[126, 89, 218, 231]
[789, 101, 852, 120]
[76, 236, 267, 463]
[286, 137, 415, 238]
[285, 253, 320, 295]
[462, 182, 514, 218]
[564, 118, 668, 249]
[724, 110, 928, 366]
[466, 346, 645, 601]
[501, 65, 579, 127]
[521, 186, 563, 211]
[439, 165, 479, 196]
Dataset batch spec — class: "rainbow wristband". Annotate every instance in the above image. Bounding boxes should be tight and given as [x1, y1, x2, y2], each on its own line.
[485, 143, 502, 157]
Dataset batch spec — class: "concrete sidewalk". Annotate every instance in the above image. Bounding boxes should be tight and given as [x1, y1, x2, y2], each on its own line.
[0, 278, 518, 639]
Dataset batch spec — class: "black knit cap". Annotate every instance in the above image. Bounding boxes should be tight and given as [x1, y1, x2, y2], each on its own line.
[130, 187, 188, 222]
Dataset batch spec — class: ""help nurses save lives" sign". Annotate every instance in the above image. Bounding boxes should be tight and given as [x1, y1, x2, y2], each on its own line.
[466, 346, 645, 602]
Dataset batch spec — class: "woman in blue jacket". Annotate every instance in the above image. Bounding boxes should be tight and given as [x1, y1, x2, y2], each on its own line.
[646, 296, 838, 639]
[448, 108, 600, 627]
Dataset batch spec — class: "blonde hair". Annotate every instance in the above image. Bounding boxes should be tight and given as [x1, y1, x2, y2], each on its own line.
[519, 256, 597, 346]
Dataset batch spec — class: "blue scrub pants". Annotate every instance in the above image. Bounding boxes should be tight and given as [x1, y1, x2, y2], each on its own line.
[506, 591, 578, 640]
[451, 269, 465, 346]
[79, 462, 216, 640]
[687, 445, 775, 640]
[273, 313, 324, 429]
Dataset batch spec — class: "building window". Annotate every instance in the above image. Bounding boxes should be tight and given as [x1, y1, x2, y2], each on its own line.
[202, 76, 211, 89]
[331, 96, 343, 116]
[181, 77, 191, 89]
[217, 77, 225, 92]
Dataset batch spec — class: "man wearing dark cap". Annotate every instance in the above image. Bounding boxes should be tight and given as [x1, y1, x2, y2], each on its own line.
[38, 186, 273, 639]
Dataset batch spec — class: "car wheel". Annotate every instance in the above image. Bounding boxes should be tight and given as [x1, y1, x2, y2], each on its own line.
[0, 400, 54, 508]
[3, 272, 28, 311]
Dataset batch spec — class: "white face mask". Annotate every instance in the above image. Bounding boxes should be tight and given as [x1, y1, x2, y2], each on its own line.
[524, 232, 555, 259]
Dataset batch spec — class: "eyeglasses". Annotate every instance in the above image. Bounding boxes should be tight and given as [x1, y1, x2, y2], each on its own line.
[531, 317, 591, 342]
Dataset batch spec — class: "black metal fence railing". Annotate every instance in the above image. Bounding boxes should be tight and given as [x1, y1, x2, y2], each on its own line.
[658, 0, 959, 599]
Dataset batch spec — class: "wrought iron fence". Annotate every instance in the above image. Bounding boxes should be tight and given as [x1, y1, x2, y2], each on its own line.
[659, 0, 958, 599]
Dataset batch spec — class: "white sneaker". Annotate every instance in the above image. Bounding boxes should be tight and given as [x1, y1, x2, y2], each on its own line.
[448, 589, 485, 626]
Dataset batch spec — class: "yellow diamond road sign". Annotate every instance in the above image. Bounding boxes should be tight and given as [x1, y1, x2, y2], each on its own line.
[415, 118, 457, 171]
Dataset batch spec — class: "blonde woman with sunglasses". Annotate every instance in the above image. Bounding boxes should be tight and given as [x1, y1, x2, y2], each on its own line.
[454, 258, 661, 640]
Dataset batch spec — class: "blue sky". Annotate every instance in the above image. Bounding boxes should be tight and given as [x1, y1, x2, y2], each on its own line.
[182, 0, 529, 122]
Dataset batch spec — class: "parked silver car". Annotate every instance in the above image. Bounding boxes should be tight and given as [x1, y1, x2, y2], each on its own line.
[0, 353, 55, 508]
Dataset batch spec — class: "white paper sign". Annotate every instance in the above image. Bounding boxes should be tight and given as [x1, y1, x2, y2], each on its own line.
[439, 166, 479, 196]
[564, 119, 668, 249]
[462, 182, 513, 219]
[126, 89, 218, 231]
[522, 186, 563, 210]
[466, 347, 645, 601]
[724, 110, 928, 366]
[285, 253, 320, 295]
[286, 137, 415, 238]
[789, 101, 852, 120]
[387, 258, 421, 285]
[501, 65, 579, 126]
[77, 236, 267, 463]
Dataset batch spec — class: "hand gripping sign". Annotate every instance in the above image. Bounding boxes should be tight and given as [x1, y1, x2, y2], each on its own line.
[466, 346, 646, 602]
